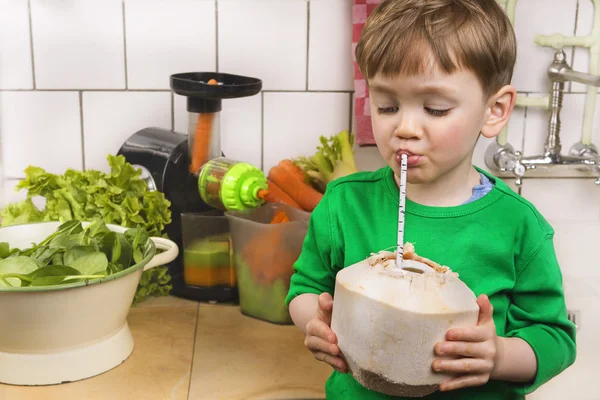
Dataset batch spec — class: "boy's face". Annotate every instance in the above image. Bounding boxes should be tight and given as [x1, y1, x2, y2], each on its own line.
[368, 66, 494, 185]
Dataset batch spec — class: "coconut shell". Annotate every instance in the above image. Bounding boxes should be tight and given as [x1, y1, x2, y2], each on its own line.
[330, 255, 479, 397]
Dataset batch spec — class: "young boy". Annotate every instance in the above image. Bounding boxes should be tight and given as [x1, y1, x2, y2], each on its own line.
[284, 0, 577, 399]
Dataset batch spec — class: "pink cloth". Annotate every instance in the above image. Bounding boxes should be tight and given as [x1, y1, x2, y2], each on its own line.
[352, 0, 381, 146]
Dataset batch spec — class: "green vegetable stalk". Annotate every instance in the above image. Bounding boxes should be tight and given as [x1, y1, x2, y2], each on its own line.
[294, 130, 359, 192]
[0, 155, 173, 305]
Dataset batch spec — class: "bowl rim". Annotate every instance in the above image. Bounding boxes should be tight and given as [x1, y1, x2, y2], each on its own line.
[0, 221, 156, 293]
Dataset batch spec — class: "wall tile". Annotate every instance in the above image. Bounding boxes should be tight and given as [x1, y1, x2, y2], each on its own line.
[30, 0, 125, 89]
[175, 93, 263, 169]
[551, 221, 600, 279]
[571, 0, 599, 93]
[173, 94, 188, 135]
[520, 179, 600, 222]
[0, 91, 82, 178]
[83, 92, 171, 172]
[263, 92, 350, 174]
[125, 0, 216, 89]
[0, 0, 33, 89]
[308, 0, 353, 91]
[523, 93, 600, 156]
[512, 0, 577, 93]
[219, 95, 263, 169]
[218, 0, 307, 90]
[0, 179, 47, 210]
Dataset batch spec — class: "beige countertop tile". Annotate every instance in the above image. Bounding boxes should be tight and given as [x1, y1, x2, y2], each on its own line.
[189, 303, 331, 400]
[1, 296, 331, 400]
[0, 296, 198, 400]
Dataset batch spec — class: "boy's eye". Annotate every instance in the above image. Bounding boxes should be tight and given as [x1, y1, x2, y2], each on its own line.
[425, 108, 450, 117]
[377, 106, 399, 114]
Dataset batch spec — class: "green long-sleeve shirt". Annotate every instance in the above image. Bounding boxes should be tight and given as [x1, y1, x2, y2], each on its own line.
[285, 166, 576, 400]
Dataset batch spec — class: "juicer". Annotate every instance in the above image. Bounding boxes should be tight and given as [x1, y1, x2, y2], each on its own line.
[117, 72, 262, 302]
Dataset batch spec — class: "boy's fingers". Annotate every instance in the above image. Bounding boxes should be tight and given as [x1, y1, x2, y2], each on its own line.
[439, 373, 489, 391]
[306, 319, 337, 344]
[477, 294, 494, 325]
[435, 341, 495, 360]
[305, 335, 340, 355]
[317, 293, 334, 322]
[432, 358, 493, 374]
[312, 351, 348, 372]
[445, 325, 490, 342]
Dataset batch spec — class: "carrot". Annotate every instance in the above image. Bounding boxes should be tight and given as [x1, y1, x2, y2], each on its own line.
[189, 78, 219, 174]
[262, 179, 303, 210]
[268, 164, 323, 212]
[270, 211, 289, 224]
[278, 159, 306, 183]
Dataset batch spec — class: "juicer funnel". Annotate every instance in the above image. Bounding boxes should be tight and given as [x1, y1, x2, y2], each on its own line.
[170, 72, 262, 175]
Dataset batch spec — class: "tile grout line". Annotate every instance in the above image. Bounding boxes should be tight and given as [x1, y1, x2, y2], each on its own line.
[568, 0, 580, 93]
[260, 91, 265, 171]
[0, 89, 173, 92]
[79, 91, 86, 169]
[186, 303, 201, 400]
[27, 0, 36, 89]
[122, 0, 129, 89]
[215, 0, 219, 72]
[0, 89, 357, 93]
[520, 93, 529, 154]
[305, 1, 310, 91]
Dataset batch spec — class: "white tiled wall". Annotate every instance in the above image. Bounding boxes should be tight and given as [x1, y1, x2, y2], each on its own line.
[0, 0, 599, 396]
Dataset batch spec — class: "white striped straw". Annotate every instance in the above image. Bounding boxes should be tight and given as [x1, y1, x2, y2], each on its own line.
[396, 154, 408, 269]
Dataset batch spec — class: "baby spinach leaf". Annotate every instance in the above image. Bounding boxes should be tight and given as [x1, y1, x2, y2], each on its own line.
[29, 265, 81, 279]
[30, 246, 62, 267]
[70, 252, 108, 276]
[0, 256, 40, 287]
[125, 228, 149, 265]
[97, 232, 118, 263]
[116, 235, 133, 269]
[30, 276, 72, 286]
[0, 242, 10, 259]
[27, 265, 84, 286]
[52, 252, 64, 266]
[86, 219, 111, 238]
[63, 245, 97, 267]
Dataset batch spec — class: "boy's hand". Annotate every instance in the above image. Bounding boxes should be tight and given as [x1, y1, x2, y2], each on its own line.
[304, 293, 348, 373]
[432, 294, 498, 391]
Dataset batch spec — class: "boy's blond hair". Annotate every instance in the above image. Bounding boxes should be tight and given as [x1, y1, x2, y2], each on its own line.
[356, 0, 517, 98]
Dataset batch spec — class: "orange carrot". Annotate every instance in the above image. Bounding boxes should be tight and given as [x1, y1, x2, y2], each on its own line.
[189, 78, 219, 174]
[268, 165, 323, 212]
[262, 179, 303, 210]
[270, 211, 290, 224]
[278, 159, 306, 183]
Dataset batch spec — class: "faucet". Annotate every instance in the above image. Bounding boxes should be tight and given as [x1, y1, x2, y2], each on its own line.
[485, 49, 600, 186]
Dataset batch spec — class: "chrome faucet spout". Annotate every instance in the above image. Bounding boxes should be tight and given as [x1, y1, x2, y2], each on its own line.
[548, 49, 600, 87]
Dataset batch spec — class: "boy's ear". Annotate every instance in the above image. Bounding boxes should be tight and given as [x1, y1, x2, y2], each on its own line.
[481, 85, 517, 139]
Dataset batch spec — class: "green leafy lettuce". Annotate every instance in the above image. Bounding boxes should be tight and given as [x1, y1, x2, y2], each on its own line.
[0, 155, 173, 304]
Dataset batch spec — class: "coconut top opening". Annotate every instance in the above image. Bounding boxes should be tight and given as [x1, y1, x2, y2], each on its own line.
[366, 243, 450, 275]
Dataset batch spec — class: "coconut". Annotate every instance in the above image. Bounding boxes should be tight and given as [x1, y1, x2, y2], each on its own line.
[330, 244, 479, 397]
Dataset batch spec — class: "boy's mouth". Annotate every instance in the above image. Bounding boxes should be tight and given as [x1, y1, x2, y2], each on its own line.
[395, 150, 421, 167]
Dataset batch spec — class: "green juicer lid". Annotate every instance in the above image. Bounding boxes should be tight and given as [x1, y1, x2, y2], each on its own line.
[199, 161, 268, 211]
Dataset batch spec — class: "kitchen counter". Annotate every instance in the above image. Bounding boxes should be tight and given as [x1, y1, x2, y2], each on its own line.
[0, 296, 331, 400]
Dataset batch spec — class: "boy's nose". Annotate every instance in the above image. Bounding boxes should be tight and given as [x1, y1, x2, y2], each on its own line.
[394, 115, 421, 139]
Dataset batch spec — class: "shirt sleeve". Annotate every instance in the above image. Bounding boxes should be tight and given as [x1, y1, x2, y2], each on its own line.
[285, 191, 338, 306]
[505, 234, 577, 394]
